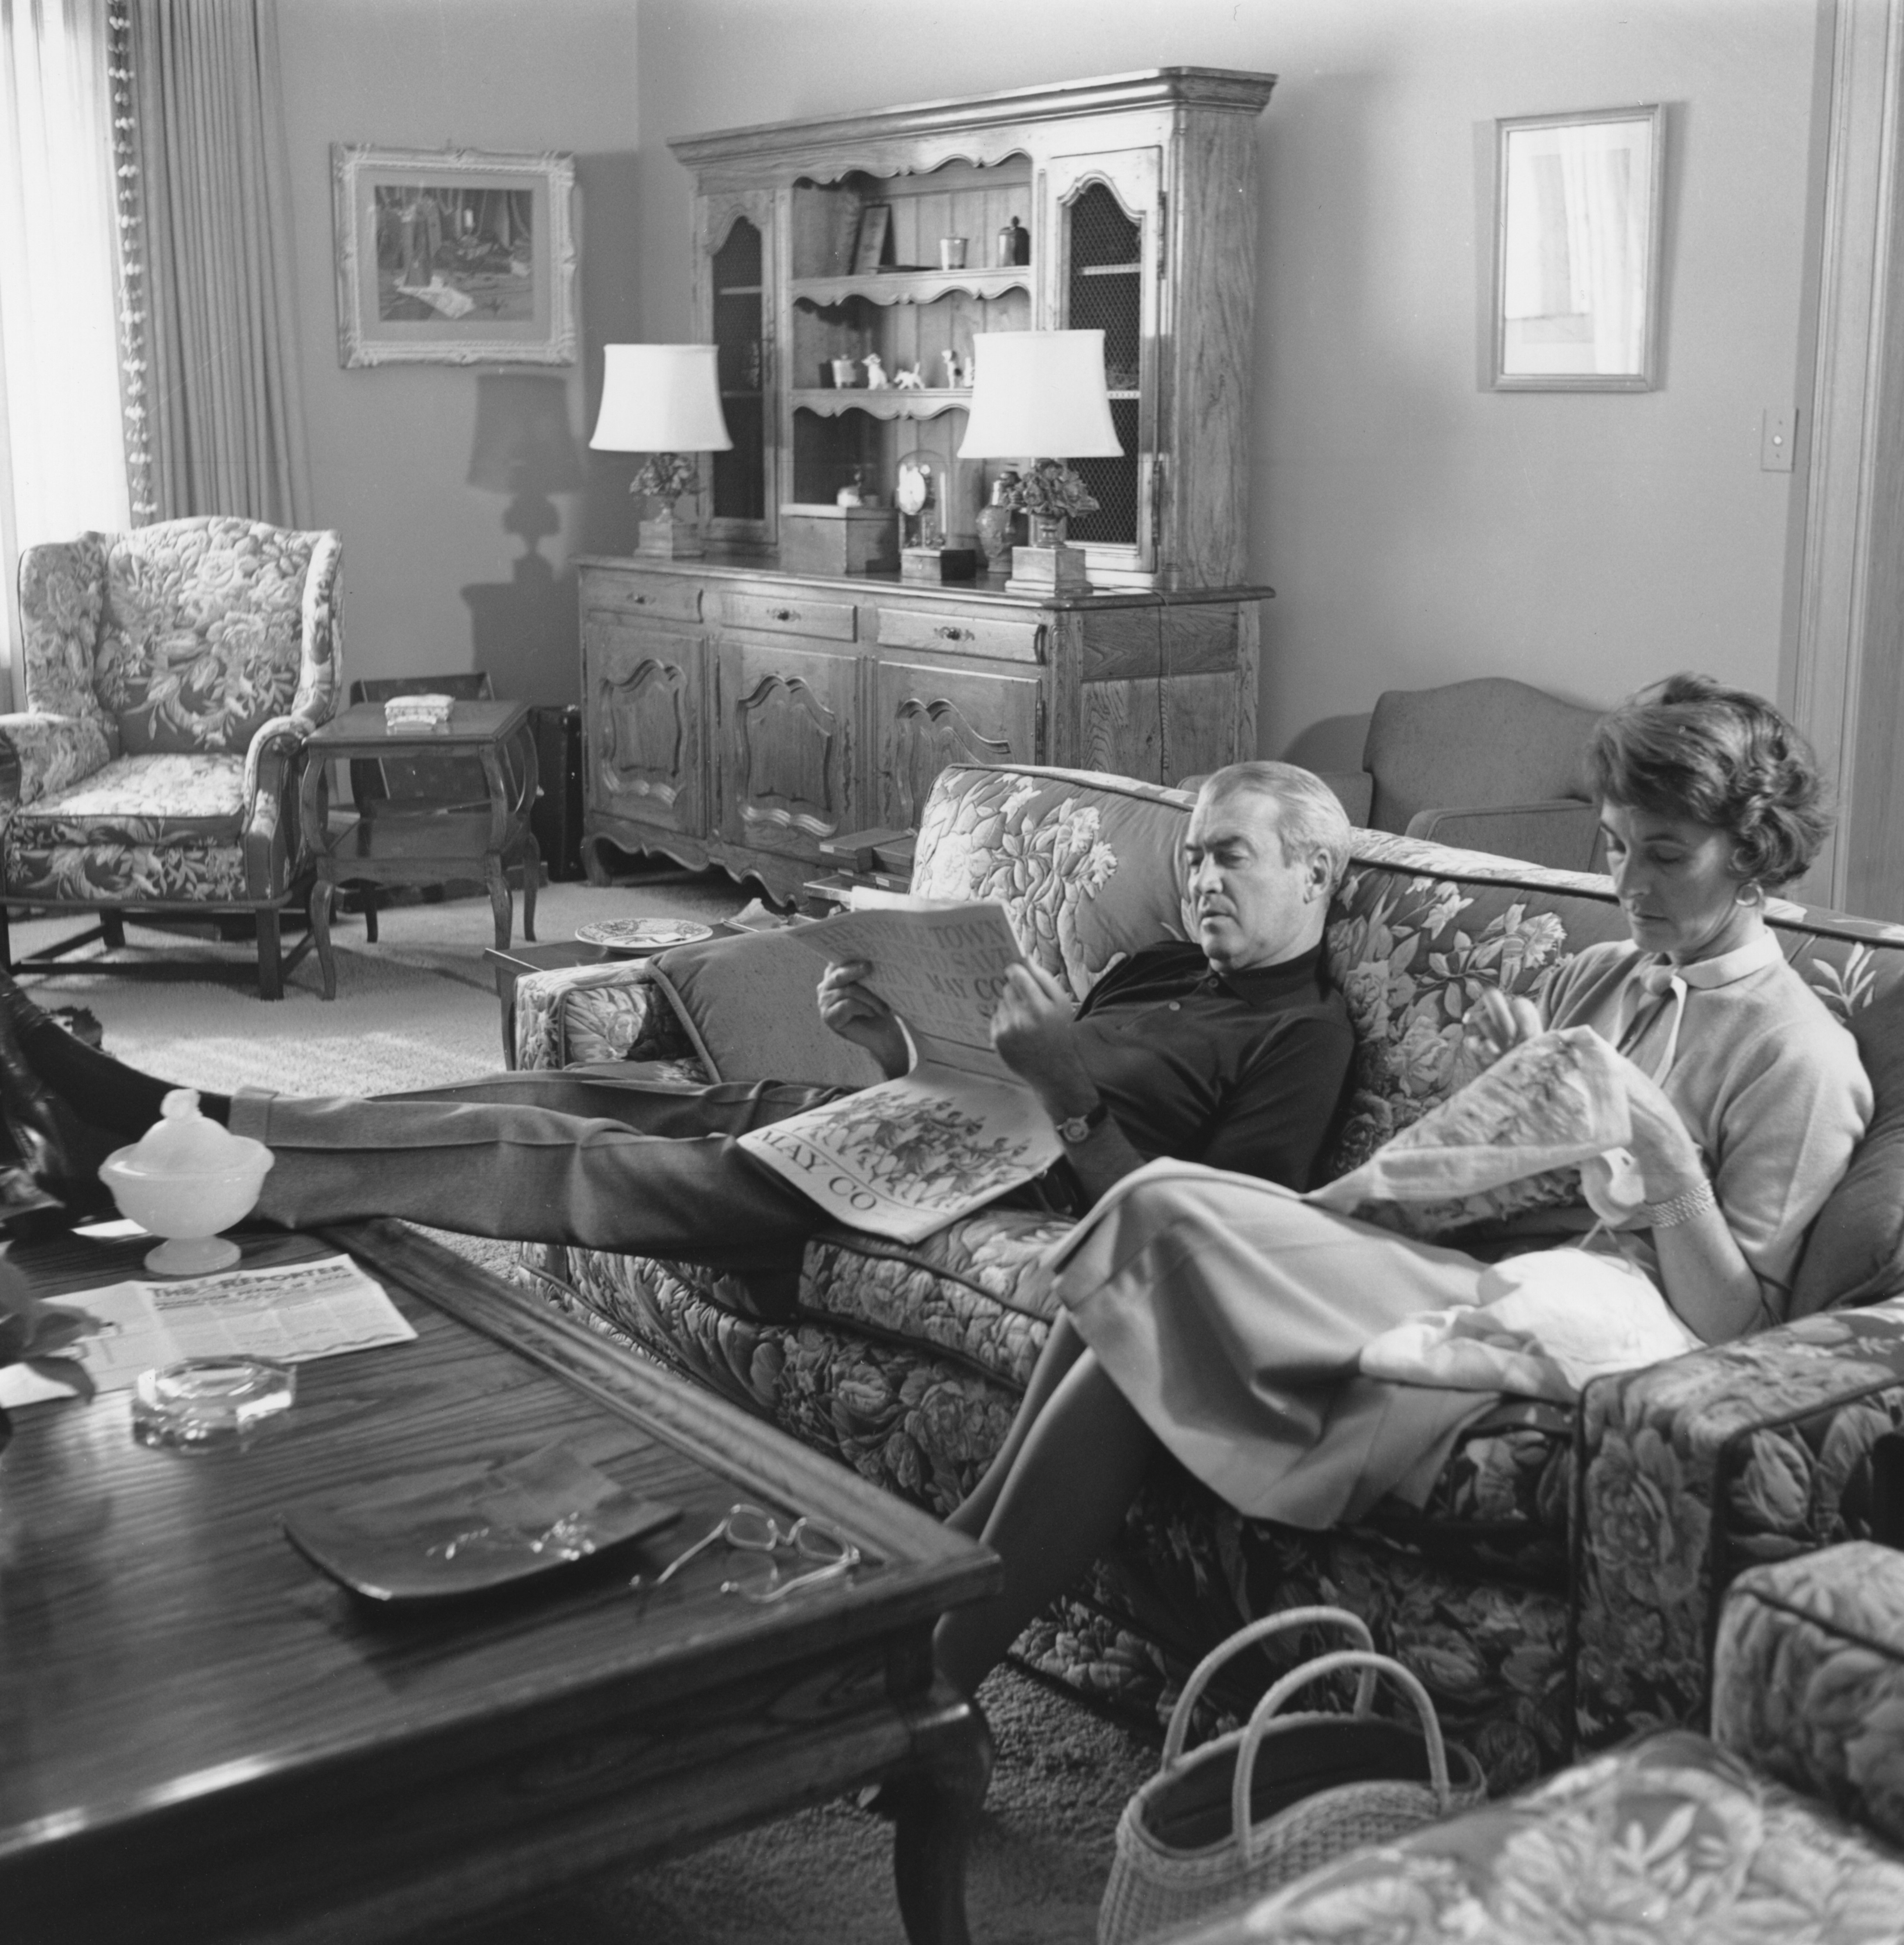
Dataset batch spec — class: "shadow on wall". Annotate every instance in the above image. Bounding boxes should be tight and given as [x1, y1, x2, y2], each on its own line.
[577, 149, 647, 558]
[461, 370, 583, 701]
[1282, 712, 1371, 775]
[458, 152, 643, 704]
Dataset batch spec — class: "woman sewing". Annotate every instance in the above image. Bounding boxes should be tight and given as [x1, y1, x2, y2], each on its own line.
[931, 672, 1872, 1699]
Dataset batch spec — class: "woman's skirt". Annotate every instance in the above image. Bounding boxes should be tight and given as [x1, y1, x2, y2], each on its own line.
[1047, 1162, 1523, 1529]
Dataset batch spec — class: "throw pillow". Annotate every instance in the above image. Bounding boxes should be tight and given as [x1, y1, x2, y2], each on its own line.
[1791, 978, 1904, 1316]
[646, 927, 887, 1090]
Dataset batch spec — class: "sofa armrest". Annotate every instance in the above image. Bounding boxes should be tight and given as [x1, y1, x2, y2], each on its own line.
[513, 959, 694, 1073]
[0, 712, 108, 811]
[1572, 1297, 1904, 1753]
[1712, 1540, 1904, 1847]
[1405, 799, 1603, 872]
[1313, 768, 1372, 825]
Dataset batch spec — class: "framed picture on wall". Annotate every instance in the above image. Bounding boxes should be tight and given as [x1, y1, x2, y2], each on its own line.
[1491, 105, 1665, 391]
[332, 145, 578, 367]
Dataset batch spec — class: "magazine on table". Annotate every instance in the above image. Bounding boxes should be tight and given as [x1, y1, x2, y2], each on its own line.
[737, 895, 1062, 1242]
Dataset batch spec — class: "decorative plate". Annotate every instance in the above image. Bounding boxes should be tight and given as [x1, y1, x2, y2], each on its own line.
[281, 1443, 679, 1603]
[575, 917, 714, 955]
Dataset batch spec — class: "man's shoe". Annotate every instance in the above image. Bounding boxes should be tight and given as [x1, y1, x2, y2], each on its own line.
[0, 1003, 113, 1227]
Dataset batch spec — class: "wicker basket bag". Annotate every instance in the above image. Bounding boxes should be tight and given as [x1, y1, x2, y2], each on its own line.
[1098, 1607, 1486, 1945]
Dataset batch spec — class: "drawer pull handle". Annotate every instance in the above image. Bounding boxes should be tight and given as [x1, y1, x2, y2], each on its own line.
[935, 625, 972, 641]
[772, 606, 797, 622]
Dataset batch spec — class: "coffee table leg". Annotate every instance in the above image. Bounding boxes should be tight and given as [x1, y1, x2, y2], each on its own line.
[889, 1688, 992, 1945]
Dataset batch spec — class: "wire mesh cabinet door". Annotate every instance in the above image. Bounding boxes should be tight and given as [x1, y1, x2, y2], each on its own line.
[1043, 147, 1163, 588]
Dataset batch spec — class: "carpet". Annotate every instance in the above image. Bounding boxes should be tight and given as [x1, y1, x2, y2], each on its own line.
[10, 873, 1159, 1942]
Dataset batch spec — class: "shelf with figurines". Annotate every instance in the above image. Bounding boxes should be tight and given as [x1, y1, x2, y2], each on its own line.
[795, 345, 974, 420]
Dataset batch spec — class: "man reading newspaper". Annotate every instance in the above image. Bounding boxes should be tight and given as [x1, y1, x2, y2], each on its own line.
[0, 765, 1354, 1318]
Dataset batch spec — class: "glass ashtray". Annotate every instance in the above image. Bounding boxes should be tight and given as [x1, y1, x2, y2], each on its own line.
[132, 1357, 296, 1452]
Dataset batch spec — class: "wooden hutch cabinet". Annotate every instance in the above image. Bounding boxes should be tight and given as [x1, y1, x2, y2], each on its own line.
[580, 68, 1279, 901]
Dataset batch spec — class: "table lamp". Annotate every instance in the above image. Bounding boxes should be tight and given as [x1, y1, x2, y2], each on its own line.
[957, 329, 1122, 596]
[589, 343, 733, 559]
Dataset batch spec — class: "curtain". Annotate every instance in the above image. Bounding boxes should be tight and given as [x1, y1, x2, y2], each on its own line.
[129, 0, 310, 526]
[0, 0, 132, 702]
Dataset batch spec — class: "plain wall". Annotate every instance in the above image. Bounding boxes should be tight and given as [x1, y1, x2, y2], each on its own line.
[634, 0, 1825, 761]
[275, 0, 641, 706]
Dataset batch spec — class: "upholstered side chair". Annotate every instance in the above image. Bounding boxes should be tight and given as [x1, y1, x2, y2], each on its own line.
[0, 516, 343, 999]
[1316, 676, 1606, 872]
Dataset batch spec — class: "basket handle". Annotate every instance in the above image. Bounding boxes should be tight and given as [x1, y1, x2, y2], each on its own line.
[1162, 1607, 1375, 1766]
[1231, 1650, 1453, 1868]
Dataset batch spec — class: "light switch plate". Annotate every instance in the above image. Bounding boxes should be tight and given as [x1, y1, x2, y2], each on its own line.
[1762, 406, 1798, 473]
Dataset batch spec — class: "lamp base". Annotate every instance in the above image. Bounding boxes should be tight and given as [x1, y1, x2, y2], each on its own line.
[1004, 540, 1091, 597]
[901, 544, 979, 584]
[637, 515, 705, 560]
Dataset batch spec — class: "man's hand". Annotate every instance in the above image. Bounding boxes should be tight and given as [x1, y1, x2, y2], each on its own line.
[816, 960, 911, 1078]
[991, 961, 1096, 1119]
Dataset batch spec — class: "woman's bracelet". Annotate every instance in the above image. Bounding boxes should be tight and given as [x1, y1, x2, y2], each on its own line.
[1645, 1177, 1719, 1229]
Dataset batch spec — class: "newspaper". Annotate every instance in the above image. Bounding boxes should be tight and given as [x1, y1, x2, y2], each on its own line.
[738, 897, 1062, 1241]
[0, 1254, 417, 1407]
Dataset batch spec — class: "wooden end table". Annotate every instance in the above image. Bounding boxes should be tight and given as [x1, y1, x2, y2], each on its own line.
[300, 701, 542, 1000]
[0, 1221, 997, 1945]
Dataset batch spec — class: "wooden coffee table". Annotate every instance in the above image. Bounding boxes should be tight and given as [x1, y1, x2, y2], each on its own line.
[300, 701, 542, 999]
[0, 1222, 997, 1945]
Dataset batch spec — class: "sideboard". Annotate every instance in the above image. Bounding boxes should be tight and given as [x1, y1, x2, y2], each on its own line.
[578, 554, 1268, 902]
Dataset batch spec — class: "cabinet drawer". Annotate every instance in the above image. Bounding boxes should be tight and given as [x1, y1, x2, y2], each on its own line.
[721, 589, 858, 643]
[876, 606, 1044, 663]
[583, 575, 704, 625]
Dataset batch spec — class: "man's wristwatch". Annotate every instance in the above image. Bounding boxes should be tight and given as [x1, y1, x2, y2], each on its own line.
[1055, 1098, 1110, 1146]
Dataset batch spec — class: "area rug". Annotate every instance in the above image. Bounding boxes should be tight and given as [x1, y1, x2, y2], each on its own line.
[9, 876, 1158, 1943]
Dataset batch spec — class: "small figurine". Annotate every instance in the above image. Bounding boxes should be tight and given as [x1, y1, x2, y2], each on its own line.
[941, 349, 969, 390]
[863, 352, 889, 390]
[893, 364, 925, 390]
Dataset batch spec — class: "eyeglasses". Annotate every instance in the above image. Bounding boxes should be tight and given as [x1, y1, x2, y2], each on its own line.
[637, 1501, 862, 1604]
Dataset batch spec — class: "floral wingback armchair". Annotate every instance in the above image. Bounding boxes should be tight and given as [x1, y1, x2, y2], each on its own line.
[1, 517, 343, 999]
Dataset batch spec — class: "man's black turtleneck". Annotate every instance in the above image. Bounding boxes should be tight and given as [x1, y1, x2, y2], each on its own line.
[1069, 938, 1353, 1191]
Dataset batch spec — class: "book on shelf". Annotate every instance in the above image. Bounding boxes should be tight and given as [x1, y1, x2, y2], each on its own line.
[737, 895, 1061, 1242]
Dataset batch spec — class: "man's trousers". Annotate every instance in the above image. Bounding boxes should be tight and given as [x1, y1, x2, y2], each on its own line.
[228, 1065, 848, 1275]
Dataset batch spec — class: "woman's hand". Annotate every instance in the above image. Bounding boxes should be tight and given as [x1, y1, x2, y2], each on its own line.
[1467, 987, 1545, 1068]
[991, 962, 1094, 1117]
[816, 960, 911, 1078]
[1620, 1062, 1709, 1204]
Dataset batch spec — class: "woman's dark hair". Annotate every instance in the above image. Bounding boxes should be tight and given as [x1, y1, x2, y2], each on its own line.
[1588, 673, 1831, 888]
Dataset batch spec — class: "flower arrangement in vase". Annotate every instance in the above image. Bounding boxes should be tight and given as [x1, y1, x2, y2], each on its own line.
[1008, 457, 1100, 545]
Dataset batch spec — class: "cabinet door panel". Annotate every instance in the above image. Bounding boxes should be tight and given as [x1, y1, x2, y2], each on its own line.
[716, 635, 859, 860]
[1044, 146, 1162, 581]
[875, 658, 1043, 830]
[584, 620, 707, 836]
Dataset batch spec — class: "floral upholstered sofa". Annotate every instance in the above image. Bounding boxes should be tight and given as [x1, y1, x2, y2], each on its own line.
[1, 517, 343, 997]
[510, 763, 1904, 1793]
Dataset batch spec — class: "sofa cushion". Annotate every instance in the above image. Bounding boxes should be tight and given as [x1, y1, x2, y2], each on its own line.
[911, 765, 1197, 1000]
[1233, 1730, 1904, 1941]
[1792, 979, 1904, 1316]
[648, 927, 886, 1090]
[8, 752, 246, 846]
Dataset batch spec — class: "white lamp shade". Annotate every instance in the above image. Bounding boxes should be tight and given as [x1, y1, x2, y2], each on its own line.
[589, 343, 733, 453]
[957, 330, 1122, 460]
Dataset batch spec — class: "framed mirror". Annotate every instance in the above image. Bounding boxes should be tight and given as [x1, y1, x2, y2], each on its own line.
[1492, 105, 1664, 391]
